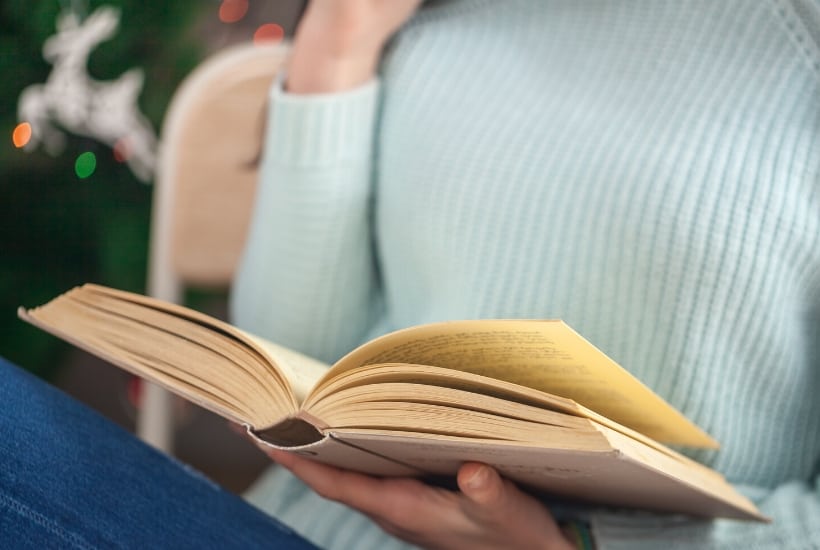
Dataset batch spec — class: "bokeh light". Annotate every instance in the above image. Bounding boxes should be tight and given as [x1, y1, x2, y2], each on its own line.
[13, 122, 32, 148]
[219, 0, 248, 23]
[113, 138, 130, 163]
[253, 23, 284, 45]
[75, 152, 97, 179]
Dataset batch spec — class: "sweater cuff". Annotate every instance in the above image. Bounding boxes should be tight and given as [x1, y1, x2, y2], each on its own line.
[262, 76, 380, 167]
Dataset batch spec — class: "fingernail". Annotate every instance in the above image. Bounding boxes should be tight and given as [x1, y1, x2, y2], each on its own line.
[464, 465, 488, 490]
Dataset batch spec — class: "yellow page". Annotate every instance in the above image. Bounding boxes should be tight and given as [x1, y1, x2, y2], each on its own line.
[81, 284, 330, 406]
[331, 320, 717, 448]
[247, 335, 331, 404]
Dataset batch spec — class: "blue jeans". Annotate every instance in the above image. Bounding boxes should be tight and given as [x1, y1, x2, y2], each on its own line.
[0, 356, 317, 549]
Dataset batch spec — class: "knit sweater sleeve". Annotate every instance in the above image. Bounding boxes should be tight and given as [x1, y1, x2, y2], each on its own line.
[230, 78, 383, 364]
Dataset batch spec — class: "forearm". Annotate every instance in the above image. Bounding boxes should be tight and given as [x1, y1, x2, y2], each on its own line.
[286, 0, 421, 94]
[286, 14, 379, 93]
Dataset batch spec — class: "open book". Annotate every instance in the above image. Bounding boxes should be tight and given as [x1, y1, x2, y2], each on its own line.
[19, 284, 767, 522]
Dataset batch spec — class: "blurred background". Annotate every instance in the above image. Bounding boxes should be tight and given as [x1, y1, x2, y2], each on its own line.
[1, 0, 304, 493]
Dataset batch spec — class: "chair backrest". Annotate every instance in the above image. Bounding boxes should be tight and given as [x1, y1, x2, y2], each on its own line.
[139, 42, 289, 451]
[149, 42, 289, 297]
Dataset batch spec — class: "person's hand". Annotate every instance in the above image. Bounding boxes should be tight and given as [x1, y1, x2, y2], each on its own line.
[287, 0, 423, 93]
[264, 448, 578, 550]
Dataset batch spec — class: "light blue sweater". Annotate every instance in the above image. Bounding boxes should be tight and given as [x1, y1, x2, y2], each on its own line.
[231, 1, 820, 548]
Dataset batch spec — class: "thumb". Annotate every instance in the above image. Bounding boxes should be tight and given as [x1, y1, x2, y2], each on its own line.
[457, 462, 506, 506]
[457, 463, 574, 549]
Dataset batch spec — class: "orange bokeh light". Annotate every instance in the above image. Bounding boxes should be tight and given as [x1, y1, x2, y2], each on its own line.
[253, 23, 285, 45]
[13, 122, 32, 148]
[219, 0, 248, 24]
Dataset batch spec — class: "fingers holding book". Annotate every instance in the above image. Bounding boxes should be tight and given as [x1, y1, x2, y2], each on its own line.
[262, 447, 577, 550]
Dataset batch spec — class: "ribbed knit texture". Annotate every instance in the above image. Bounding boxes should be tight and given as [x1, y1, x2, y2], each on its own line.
[231, 1, 820, 548]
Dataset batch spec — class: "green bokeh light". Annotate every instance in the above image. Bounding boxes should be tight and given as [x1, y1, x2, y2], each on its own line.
[75, 152, 97, 179]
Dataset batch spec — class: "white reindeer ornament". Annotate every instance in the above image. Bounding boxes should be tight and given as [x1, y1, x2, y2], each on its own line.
[17, 6, 158, 182]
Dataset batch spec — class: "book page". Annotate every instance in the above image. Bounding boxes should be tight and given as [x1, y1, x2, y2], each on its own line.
[247, 335, 331, 403]
[330, 320, 717, 448]
[20, 284, 319, 428]
[80, 284, 331, 405]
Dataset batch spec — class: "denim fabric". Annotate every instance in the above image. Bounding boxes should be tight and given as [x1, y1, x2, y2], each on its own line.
[0, 356, 317, 549]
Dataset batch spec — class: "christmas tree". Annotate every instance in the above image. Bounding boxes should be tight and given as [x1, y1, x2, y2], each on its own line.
[0, 0, 204, 377]
[2, 0, 302, 379]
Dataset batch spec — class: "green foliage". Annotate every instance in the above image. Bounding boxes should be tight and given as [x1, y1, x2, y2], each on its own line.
[0, 0, 205, 378]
